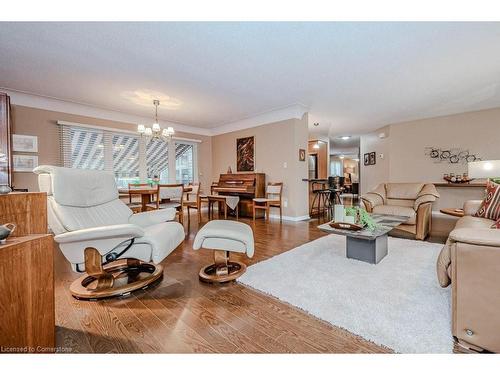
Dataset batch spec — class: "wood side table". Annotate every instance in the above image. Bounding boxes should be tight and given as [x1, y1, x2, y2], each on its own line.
[439, 208, 465, 217]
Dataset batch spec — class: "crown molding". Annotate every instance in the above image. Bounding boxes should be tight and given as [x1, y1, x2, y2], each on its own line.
[1, 88, 213, 136]
[210, 103, 309, 136]
[2, 88, 309, 137]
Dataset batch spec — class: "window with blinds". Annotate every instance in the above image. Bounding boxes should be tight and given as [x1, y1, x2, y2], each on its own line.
[112, 134, 139, 187]
[60, 125, 105, 170]
[175, 142, 193, 184]
[146, 138, 169, 183]
[60, 124, 141, 187]
[59, 122, 198, 186]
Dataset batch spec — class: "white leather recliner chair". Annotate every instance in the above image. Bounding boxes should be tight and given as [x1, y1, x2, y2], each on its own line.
[34, 165, 185, 273]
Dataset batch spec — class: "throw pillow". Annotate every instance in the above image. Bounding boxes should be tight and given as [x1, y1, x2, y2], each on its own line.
[475, 180, 500, 220]
[491, 218, 500, 229]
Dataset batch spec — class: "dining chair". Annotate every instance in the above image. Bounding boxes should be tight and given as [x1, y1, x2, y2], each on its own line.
[183, 182, 202, 223]
[252, 182, 283, 222]
[127, 183, 150, 212]
[146, 184, 185, 225]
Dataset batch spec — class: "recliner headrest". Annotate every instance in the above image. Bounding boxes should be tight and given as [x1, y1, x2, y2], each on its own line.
[33, 165, 119, 207]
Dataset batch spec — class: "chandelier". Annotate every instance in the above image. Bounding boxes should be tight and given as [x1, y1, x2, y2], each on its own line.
[137, 99, 175, 141]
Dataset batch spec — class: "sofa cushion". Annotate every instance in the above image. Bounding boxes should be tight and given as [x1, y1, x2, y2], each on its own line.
[386, 198, 415, 207]
[454, 215, 495, 230]
[386, 183, 424, 200]
[372, 205, 416, 225]
[474, 180, 500, 220]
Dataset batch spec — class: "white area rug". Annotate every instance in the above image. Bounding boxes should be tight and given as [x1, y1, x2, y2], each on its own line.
[238, 234, 452, 353]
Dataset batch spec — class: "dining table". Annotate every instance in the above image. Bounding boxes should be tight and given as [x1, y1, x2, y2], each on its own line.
[119, 185, 192, 212]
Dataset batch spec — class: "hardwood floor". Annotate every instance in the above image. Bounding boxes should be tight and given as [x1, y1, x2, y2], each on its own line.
[54, 206, 391, 353]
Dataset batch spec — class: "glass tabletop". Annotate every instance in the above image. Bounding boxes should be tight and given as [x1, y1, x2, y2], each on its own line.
[317, 213, 409, 240]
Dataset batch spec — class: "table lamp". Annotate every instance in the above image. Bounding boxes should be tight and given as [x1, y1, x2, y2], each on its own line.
[468, 160, 500, 184]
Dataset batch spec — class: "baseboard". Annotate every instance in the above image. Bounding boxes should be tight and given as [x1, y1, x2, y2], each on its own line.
[268, 214, 311, 222]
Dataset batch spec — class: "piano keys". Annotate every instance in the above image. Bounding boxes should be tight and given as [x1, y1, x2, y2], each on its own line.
[212, 173, 266, 217]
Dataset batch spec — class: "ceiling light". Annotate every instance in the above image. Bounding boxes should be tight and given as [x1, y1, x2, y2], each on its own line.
[122, 89, 182, 109]
[338, 136, 351, 140]
[137, 100, 175, 141]
[339, 155, 345, 159]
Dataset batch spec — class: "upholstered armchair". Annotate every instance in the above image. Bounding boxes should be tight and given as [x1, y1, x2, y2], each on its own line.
[436, 200, 500, 353]
[361, 183, 439, 240]
[34, 165, 185, 272]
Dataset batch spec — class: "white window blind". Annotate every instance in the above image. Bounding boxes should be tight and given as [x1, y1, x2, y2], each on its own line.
[112, 133, 140, 187]
[175, 142, 194, 184]
[146, 138, 169, 182]
[60, 125, 105, 170]
[60, 124, 141, 187]
[59, 122, 199, 185]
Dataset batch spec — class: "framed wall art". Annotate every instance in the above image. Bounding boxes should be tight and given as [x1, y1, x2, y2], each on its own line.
[369, 152, 376, 165]
[363, 153, 370, 166]
[299, 148, 306, 162]
[13, 154, 38, 172]
[236, 136, 255, 172]
[12, 134, 38, 153]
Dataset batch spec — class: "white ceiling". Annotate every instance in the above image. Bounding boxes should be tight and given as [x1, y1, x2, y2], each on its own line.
[2, 22, 500, 135]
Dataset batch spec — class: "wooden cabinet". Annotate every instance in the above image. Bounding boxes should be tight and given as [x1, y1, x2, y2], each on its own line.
[0, 192, 54, 353]
[0, 192, 48, 236]
[0, 92, 12, 186]
[0, 235, 54, 352]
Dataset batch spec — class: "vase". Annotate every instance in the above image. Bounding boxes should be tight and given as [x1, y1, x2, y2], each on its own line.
[334, 204, 344, 222]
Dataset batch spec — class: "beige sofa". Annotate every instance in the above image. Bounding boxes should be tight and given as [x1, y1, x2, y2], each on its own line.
[437, 200, 500, 353]
[361, 183, 440, 240]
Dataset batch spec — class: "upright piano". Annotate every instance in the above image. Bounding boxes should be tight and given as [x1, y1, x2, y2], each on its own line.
[213, 173, 266, 217]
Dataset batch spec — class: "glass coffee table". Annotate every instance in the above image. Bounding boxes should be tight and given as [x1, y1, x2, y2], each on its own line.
[317, 214, 409, 264]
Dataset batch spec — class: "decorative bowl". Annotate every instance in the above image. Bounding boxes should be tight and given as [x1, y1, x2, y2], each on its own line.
[328, 221, 365, 231]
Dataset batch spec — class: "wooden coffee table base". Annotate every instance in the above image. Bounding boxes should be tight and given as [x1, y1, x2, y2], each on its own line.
[70, 247, 163, 300]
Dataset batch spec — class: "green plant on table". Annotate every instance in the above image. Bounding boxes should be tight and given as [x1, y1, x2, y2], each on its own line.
[344, 206, 378, 231]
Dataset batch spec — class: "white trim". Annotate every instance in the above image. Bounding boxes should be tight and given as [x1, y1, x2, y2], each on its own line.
[57, 120, 202, 143]
[268, 214, 311, 222]
[173, 136, 202, 144]
[210, 103, 309, 135]
[4, 88, 212, 136]
[5, 88, 308, 136]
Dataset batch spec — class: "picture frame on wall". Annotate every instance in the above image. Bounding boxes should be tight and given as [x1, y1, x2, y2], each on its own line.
[363, 153, 370, 166]
[13, 155, 38, 172]
[369, 152, 376, 165]
[299, 148, 306, 161]
[236, 136, 255, 172]
[12, 134, 38, 153]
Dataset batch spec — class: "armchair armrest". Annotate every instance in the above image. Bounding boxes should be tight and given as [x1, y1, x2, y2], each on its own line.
[361, 193, 384, 211]
[414, 184, 440, 210]
[463, 200, 483, 216]
[54, 224, 145, 244]
[128, 208, 176, 227]
[449, 228, 500, 247]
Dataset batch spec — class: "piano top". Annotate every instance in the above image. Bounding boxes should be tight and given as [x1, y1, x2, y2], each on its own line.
[214, 173, 265, 195]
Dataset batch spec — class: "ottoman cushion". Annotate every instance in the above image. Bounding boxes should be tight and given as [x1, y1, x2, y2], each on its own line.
[193, 220, 254, 257]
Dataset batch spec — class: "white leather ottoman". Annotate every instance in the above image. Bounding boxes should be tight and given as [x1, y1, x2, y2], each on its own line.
[193, 220, 254, 283]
